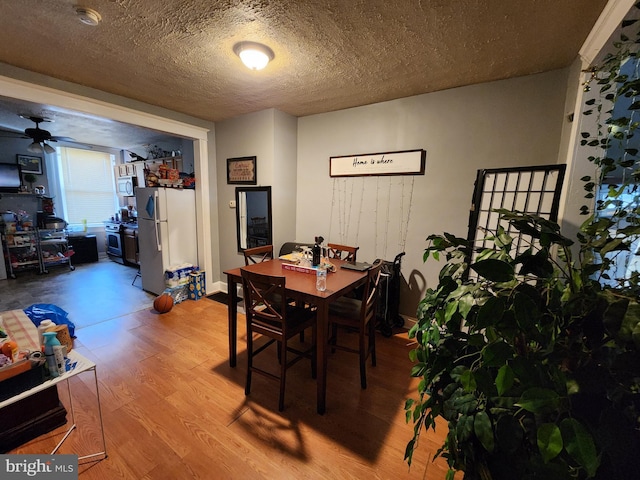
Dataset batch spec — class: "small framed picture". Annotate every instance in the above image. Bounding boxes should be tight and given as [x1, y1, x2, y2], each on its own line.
[16, 154, 43, 175]
[227, 156, 257, 185]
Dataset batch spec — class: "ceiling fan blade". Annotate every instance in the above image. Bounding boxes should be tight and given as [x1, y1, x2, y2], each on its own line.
[50, 136, 76, 142]
[0, 129, 28, 139]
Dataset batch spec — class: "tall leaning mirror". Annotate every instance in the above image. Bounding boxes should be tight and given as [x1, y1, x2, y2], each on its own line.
[235, 186, 272, 252]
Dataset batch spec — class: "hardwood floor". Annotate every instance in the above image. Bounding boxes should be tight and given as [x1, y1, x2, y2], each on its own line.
[5, 261, 454, 479]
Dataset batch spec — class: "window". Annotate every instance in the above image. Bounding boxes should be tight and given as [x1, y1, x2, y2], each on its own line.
[51, 147, 117, 226]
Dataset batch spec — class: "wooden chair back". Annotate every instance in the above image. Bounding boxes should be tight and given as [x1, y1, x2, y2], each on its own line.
[361, 259, 384, 327]
[241, 269, 286, 330]
[243, 245, 274, 266]
[326, 243, 359, 263]
[240, 268, 317, 411]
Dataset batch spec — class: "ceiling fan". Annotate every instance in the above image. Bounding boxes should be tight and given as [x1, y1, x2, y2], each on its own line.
[0, 115, 76, 154]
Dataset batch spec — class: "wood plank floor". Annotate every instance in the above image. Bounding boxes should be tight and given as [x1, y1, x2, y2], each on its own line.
[8, 296, 454, 479]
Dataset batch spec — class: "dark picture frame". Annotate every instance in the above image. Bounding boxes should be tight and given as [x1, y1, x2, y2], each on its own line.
[16, 154, 43, 175]
[329, 148, 426, 177]
[227, 156, 257, 185]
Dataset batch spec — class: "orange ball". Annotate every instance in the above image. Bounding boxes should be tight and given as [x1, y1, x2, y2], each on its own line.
[1, 340, 18, 361]
[153, 294, 174, 313]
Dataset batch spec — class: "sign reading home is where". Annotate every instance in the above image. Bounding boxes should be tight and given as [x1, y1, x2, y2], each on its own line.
[329, 149, 426, 177]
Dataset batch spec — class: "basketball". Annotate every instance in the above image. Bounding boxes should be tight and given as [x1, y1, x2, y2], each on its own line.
[153, 294, 174, 313]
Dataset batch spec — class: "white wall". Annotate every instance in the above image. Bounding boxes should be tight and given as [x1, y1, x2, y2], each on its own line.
[297, 69, 570, 316]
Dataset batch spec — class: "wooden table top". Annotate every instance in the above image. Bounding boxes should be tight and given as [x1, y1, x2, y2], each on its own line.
[225, 259, 368, 302]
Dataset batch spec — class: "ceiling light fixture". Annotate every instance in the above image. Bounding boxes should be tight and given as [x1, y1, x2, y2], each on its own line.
[75, 6, 102, 26]
[233, 42, 274, 71]
[27, 142, 43, 154]
[27, 141, 55, 155]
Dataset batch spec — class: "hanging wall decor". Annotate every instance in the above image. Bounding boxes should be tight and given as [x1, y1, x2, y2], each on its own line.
[16, 154, 43, 175]
[227, 156, 257, 185]
[329, 149, 426, 177]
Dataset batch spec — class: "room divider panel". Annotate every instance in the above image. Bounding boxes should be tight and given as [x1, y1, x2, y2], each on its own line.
[465, 164, 567, 282]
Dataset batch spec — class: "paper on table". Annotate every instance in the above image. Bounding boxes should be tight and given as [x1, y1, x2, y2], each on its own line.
[278, 253, 300, 263]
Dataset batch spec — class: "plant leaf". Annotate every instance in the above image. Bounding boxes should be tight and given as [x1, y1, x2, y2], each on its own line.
[460, 369, 477, 392]
[456, 414, 474, 442]
[473, 411, 495, 452]
[537, 423, 563, 463]
[513, 291, 540, 331]
[516, 388, 560, 414]
[495, 364, 514, 396]
[470, 259, 515, 282]
[482, 341, 513, 367]
[560, 418, 599, 477]
[476, 296, 505, 329]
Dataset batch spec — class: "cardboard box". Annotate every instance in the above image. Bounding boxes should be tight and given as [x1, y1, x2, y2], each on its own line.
[163, 285, 189, 304]
[281, 263, 319, 275]
[188, 271, 206, 300]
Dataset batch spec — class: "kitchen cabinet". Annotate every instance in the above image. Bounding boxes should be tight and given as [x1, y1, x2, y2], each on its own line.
[123, 226, 138, 265]
[117, 163, 137, 177]
[2, 230, 42, 278]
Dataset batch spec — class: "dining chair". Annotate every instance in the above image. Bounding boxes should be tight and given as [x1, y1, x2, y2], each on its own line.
[326, 243, 359, 263]
[241, 269, 317, 411]
[327, 259, 383, 389]
[243, 244, 274, 265]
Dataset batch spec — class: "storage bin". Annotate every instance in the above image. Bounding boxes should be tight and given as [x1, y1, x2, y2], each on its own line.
[0, 363, 46, 402]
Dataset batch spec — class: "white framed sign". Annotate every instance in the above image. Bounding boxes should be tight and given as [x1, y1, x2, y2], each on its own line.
[329, 149, 426, 177]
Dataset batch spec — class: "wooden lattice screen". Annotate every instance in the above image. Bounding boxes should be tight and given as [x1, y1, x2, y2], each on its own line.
[465, 164, 567, 281]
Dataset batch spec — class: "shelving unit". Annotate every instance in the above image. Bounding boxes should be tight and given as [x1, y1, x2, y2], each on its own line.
[39, 228, 75, 273]
[2, 230, 43, 278]
[1, 228, 76, 278]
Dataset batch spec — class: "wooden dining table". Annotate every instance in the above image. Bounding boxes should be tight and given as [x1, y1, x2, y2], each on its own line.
[223, 259, 369, 414]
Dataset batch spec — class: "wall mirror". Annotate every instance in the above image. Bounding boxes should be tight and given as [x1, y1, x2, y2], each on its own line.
[236, 186, 272, 252]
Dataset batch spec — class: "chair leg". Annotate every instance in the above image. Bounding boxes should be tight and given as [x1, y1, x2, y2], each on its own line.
[245, 330, 253, 396]
[359, 327, 367, 389]
[279, 337, 287, 412]
[370, 321, 377, 367]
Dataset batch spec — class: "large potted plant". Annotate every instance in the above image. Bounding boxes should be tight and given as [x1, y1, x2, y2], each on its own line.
[405, 210, 640, 479]
[404, 10, 640, 480]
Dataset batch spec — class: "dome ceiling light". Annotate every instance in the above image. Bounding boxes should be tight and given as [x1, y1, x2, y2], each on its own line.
[75, 6, 102, 26]
[233, 42, 274, 71]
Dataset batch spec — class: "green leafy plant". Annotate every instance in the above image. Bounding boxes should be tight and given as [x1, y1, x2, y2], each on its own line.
[404, 10, 640, 480]
[23, 173, 37, 189]
[405, 211, 640, 479]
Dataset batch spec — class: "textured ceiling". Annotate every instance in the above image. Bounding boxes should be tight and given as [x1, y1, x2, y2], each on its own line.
[0, 0, 608, 148]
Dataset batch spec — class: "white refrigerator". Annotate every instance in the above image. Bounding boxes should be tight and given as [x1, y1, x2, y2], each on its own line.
[135, 187, 197, 295]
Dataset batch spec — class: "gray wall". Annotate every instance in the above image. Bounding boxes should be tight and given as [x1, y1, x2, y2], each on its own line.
[215, 109, 297, 275]
[295, 69, 569, 316]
